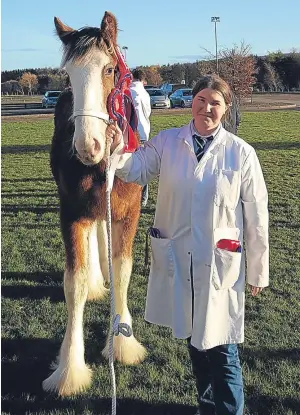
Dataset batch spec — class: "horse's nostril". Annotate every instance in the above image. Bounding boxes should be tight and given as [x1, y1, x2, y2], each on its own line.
[91, 138, 101, 157]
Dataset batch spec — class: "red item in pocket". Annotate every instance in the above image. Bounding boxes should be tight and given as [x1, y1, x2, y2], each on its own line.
[216, 239, 241, 252]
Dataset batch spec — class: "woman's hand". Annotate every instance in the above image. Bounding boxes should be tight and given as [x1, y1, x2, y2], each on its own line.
[248, 285, 264, 296]
[106, 121, 124, 154]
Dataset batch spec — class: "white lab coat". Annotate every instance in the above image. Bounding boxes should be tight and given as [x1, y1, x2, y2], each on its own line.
[116, 122, 269, 350]
[130, 81, 151, 142]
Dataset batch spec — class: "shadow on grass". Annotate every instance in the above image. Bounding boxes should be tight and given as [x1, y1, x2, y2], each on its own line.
[1, 205, 59, 214]
[1, 338, 60, 396]
[2, 192, 58, 199]
[2, 178, 54, 183]
[1, 336, 198, 415]
[249, 141, 300, 151]
[2, 272, 64, 302]
[3, 223, 60, 230]
[1, 284, 64, 302]
[2, 337, 299, 415]
[241, 346, 300, 366]
[272, 219, 300, 230]
[2, 144, 51, 154]
[241, 347, 300, 414]
[2, 271, 63, 283]
[245, 385, 300, 415]
[1, 396, 196, 415]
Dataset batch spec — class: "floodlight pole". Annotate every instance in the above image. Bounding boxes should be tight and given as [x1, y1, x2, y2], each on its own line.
[211, 17, 220, 74]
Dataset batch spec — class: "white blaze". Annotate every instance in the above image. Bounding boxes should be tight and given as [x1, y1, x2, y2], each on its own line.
[65, 49, 111, 164]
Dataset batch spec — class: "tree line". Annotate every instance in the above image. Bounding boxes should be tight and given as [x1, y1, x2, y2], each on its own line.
[2, 47, 300, 99]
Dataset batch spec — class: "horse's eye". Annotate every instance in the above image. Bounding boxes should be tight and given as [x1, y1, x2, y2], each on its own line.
[105, 67, 114, 76]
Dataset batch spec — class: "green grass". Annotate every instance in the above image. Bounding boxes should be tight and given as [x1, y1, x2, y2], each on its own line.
[2, 111, 300, 415]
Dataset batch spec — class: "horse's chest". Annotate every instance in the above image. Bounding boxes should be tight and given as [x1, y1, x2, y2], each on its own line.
[81, 179, 107, 218]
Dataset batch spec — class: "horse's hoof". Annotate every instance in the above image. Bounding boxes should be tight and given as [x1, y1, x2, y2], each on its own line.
[42, 363, 92, 396]
[102, 334, 147, 365]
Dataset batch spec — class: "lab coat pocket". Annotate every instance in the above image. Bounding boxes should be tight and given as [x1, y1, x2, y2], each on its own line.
[150, 236, 174, 278]
[212, 248, 241, 290]
[215, 169, 240, 209]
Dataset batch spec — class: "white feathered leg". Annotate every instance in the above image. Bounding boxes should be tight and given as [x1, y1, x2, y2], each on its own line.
[87, 221, 108, 300]
[102, 256, 147, 364]
[43, 221, 92, 396]
[97, 219, 110, 284]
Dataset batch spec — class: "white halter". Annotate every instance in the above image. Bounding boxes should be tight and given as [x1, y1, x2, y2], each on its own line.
[73, 109, 110, 123]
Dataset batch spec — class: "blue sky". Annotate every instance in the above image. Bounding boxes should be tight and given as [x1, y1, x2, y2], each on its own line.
[1, 0, 300, 71]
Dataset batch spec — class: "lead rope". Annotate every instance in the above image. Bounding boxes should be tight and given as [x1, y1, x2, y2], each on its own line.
[105, 138, 117, 415]
[105, 135, 132, 415]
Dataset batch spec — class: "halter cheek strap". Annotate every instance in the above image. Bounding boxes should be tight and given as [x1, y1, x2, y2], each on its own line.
[73, 109, 110, 123]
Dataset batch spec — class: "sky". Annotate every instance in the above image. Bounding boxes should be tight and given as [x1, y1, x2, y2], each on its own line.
[1, 0, 300, 71]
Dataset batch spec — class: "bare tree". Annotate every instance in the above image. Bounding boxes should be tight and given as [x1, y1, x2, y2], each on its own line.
[263, 61, 283, 91]
[196, 42, 256, 100]
[218, 42, 256, 99]
[19, 72, 38, 95]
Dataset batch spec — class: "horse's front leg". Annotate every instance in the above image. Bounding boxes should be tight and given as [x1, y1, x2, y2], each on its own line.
[43, 215, 93, 396]
[86, 221, 109, 300]
[102, 218, 147, 365]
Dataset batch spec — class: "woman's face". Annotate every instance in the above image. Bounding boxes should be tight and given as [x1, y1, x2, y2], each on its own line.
[192, 87, 228, 133]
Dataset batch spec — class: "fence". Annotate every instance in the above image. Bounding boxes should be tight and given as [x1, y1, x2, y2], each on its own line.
[1, 102, 43, 110]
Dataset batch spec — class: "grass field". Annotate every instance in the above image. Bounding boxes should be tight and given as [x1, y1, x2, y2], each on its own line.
[2, 111, 300, 415]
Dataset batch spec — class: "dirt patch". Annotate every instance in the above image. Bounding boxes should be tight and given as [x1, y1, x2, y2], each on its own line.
[250, 93, 300, 105]
[1, 114, 54, 123]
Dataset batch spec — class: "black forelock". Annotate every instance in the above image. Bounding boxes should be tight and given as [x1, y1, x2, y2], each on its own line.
[61, 26, 108, 65]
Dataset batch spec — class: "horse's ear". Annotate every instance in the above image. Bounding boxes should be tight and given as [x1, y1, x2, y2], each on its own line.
[54, 17, 75, 44]
[100, 11, 118, 44]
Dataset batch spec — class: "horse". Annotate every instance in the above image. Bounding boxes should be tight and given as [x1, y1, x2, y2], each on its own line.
[42, 11, 146, 397]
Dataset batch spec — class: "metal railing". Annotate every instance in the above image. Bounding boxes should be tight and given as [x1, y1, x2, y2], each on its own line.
[1, 102, 44, 110]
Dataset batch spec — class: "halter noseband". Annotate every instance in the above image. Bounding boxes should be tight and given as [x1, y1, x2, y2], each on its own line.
[73, 109, 110, 123]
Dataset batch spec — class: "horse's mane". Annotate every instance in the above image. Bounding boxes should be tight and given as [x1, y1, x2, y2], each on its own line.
[60, 26, 116, 66]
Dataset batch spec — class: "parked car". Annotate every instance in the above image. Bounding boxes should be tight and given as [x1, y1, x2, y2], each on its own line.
[169, 88, 193, 108]
[160, 83, 185, 97]
[147, 88, 170, 109]
[144, 85, 158, 90]
[42, 91, 61, 108]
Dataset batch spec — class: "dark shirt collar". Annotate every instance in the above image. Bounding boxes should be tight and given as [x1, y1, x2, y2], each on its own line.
[191, 121, 221, 139]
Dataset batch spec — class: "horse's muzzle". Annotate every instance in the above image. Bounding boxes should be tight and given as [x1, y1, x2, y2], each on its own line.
[75, 138, 103, 166]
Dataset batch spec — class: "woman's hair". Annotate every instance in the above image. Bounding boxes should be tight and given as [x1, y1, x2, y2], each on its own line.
[192, 75, 232, 105]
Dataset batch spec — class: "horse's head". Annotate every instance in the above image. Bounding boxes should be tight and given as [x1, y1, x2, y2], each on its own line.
[55, 12, 118, 165]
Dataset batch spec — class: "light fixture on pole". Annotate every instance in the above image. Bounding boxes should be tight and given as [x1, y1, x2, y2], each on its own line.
[122, 46, 128, 60]
[211, 17, 220, 74]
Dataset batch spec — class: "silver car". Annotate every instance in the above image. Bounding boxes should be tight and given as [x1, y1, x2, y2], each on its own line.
[147, 88, 170, 109]
[169, 88, 193, 108]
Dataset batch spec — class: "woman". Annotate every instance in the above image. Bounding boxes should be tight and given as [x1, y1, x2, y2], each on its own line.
[106, 75, 269, 415]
